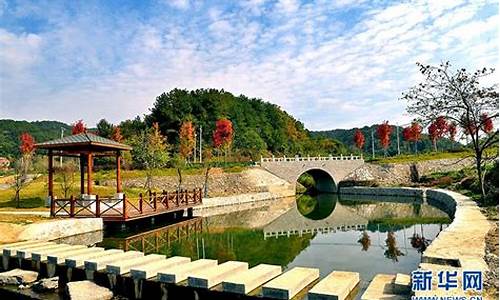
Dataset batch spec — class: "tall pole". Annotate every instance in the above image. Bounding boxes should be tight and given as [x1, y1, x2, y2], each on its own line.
[371, 128, 375, 159]
[396, 124, 401, 155]
[194, 130, 197, 163]
[199, 126, 203, 163]
[60, 128, 64, 167]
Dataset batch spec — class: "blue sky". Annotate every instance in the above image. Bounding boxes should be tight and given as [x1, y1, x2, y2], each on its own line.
[0, 0, 498, 130]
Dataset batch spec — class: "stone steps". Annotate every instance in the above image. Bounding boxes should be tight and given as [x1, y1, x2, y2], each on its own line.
[262, 267, 320, 299]
[188, 261, 248, 289]
[106, 254, 165, 276]
[222, 264, 282, 294]
[308, 271, 360, 300]
[157, 259, 218, 283]
[130, 256, 191, 280]
[66, 249, 123, 268]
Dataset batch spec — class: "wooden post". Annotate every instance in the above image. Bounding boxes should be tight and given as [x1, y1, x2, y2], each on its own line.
[80, 154, 85, 195]
[95, 195, 100, 217]
[176, 190, 180, 206]
[153, 192, 157, 211]
[139, 193, 143, 213]
[70, 195, 75, 217]
[123, 194, 128, 219]
[116, 151, 122, 193]
[87, 153, 93, 195]
[48, 150, 54, 200]
[165, 191, 169, 209]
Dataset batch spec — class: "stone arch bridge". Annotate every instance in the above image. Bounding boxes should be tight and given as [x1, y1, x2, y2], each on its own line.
[260, 155, 364, 192]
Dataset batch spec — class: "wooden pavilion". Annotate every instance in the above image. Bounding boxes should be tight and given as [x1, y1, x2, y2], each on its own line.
[35, 132, 132, 199]
[35, 132, 202, 222]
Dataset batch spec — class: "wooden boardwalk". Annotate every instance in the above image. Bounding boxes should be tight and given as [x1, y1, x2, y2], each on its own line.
[51, 189, 203, 222]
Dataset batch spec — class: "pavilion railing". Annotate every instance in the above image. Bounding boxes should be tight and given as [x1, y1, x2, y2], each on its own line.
[50, 188, 203, 220]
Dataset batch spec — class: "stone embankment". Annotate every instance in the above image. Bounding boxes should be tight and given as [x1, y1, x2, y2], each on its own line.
[346, 157, 474, 186]
[0, 218, 103, 244]
[103, 167, 293, 198]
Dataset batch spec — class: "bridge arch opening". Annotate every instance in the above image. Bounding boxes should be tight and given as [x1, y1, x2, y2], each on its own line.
[296, 168, 337, 194]
[296, 194, 338, 220]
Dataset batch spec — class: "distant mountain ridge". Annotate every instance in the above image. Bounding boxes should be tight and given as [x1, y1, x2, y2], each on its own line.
[0, 119, 71, 157]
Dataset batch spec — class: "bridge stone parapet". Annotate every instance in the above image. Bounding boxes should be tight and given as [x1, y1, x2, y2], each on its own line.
[260, 155, 365, 192]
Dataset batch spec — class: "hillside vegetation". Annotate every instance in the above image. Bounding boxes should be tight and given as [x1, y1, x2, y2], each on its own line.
[313, 124, 461, 156]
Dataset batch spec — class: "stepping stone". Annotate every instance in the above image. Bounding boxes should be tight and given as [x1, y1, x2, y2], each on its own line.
[47, 247, 104, 265]
[0, 240, 48, 252]
[308, 271, 359, 300]
[0, 268, 39, 285]
[130, 256, 190, 280]
[106, 254, 165, 275]
[393, 273, 411, 294]
[3, 241, 54, 257]
[157, 259, 218, 283]
[188, 261, 248, 289]
[66, 249, 124, 268]
[262, 267, 319, 299]
[84, 251, 144, 272]
[32, 245, 87, 262]
[17, 243, 68, 260]
[66, 280, 113, 300]
[361, 274, 407, 300]
[222, 264, 282, 294]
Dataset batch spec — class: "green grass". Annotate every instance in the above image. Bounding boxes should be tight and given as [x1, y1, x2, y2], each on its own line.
[367, 150, 472, 164]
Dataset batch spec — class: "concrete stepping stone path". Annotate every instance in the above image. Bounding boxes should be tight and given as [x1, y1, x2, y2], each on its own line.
[262, 266, 319, 299]
[130, 256, 191, 280]
[157, 259, 217, 284]
[106, 254, 165, 276]
[188, 261, 248, 289]
[222, 263, 282, 295]
[308, 271, 359, 300]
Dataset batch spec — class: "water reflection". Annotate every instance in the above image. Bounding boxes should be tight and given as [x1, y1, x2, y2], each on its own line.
[296, 194, 336, 220]
[99, 193, 451, 297]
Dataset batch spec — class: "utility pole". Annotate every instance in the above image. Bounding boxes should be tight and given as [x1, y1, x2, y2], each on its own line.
[199, 126, 203, 163]
[194, 130, 197, 163]
[371, 128, 375, 159]
[396, 123, 401, 155]
[60, 127, 65, 167]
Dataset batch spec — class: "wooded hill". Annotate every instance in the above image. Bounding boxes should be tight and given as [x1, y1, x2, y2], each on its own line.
[0, 89, 348, 159]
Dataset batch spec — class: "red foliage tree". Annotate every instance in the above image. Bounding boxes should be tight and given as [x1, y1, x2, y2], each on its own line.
[72, 120, 87, 135]
[111, 126, 123, 142]
[179, 121, 195, 160]
[19, 133, 35, 155]
[481, 113, 494, 133]
[353, 129, 365, 151]
[428, 116, 448, 151]
[402, 122, 422, 154]
[213, 118, 233, 161]
[376, 121, 393, 155]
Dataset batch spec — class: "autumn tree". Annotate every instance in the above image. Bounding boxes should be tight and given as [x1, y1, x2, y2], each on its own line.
[376, 121, 393, 156]
[57, 160, 77, 198]
[428, 116, 448, 151]
[402, 122, 422, 154]
[179, 121, 195, 161]
[402, 62, 499, 199]
[13, 133, 39, 207]
[111, 126, 123, 142]
[353, 129, 365, 153]
[213, 118, 234, 162]
[72, 120, 87, 135]
[130, 123, 169, 191]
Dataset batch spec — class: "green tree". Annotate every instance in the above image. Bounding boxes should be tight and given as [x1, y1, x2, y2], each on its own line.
[130, 123, 170, 191]
[96, 119, 114, 138]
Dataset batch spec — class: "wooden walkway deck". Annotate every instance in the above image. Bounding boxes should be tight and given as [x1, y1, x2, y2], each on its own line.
[51, 189, 203, 222]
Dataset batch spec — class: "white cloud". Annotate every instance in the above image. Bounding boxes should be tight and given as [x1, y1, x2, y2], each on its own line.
[166, 0, 190, 10]
[0, 0, 498, 130]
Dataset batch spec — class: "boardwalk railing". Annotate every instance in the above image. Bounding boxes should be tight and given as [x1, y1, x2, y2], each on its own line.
[260, 154, 363, 163]
[51, 188, 203, 222]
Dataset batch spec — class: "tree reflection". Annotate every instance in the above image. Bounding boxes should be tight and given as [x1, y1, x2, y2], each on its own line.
[358, 231, 371, 251]
[410, 224, 430, 253]
[384, 231, 404, 262]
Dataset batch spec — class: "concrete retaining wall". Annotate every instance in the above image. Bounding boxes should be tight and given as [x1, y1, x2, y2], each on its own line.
[339, 186, 424, 197]
[338, 186, 490, 275]
[17, 218, 103, 241]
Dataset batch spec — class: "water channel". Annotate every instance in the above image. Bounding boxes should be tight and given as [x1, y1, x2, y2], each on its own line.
[97, 193, 451, 298]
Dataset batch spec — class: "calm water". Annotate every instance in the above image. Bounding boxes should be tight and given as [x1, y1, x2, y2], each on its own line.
[99, 193, 451, 298]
